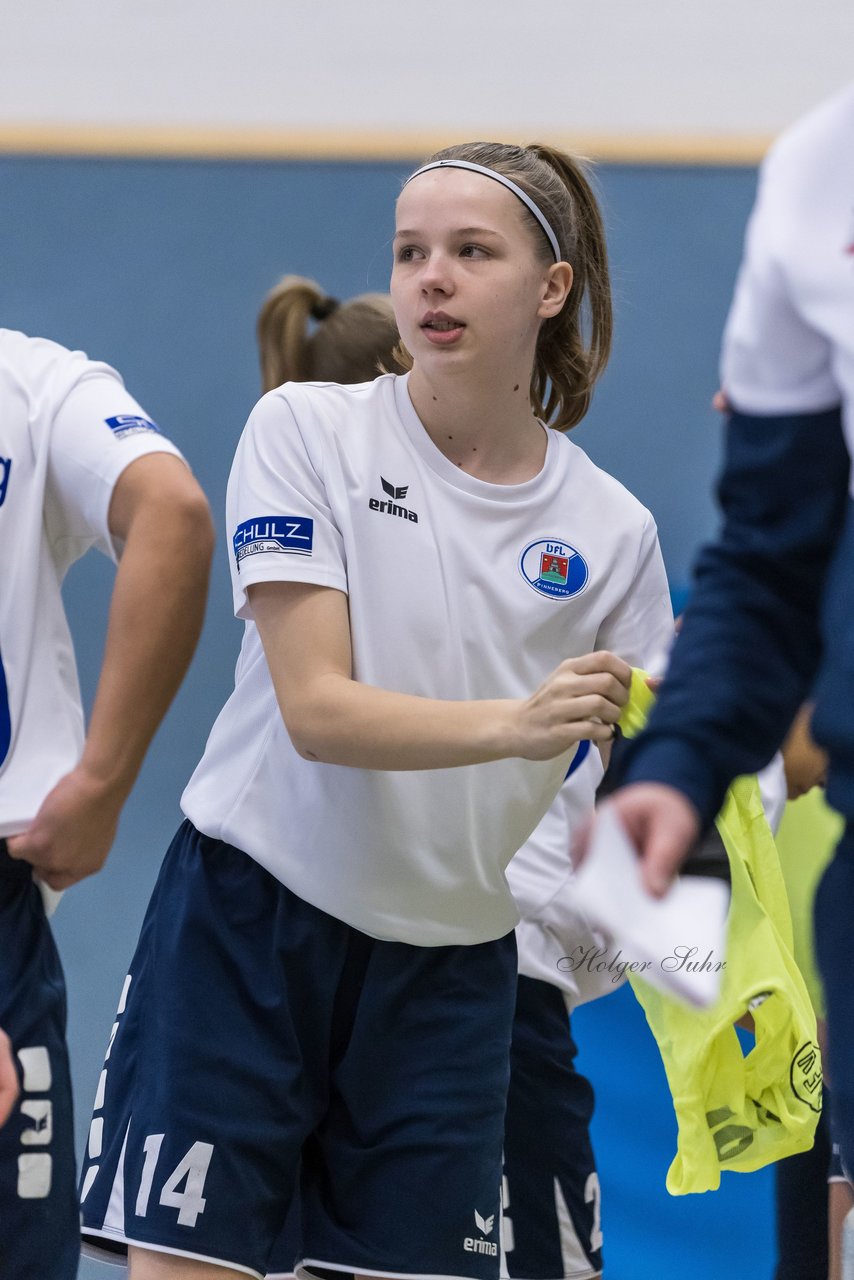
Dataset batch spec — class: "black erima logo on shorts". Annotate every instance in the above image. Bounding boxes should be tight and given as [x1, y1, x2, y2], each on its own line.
[369, 476, 418, 522]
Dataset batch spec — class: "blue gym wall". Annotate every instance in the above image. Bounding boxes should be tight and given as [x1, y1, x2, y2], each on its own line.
[0, 155, 775, 1277]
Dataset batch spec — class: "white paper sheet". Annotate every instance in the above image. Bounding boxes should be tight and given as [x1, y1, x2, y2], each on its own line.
[571, 803, 730, 1008]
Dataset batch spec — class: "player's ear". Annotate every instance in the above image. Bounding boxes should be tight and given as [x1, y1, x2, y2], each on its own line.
[538, 262, 573, 320]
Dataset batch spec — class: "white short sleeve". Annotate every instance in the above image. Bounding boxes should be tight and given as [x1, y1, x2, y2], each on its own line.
[757, 753, 788, 834]
[226, 388, 348, 621]
[720, 149, 839, 415]
[593, 514, 674, 666]
[46, 363, 183, 569]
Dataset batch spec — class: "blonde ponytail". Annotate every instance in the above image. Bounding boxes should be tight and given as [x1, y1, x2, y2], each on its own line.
[257, 275, 401, 391]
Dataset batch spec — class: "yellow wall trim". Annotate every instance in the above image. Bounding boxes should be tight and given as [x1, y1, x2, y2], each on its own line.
[0, 123, 771, 166]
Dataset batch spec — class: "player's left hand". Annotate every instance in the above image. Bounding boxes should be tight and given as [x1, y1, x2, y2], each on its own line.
[0, 1029, 19, 1127]
[5, 765, 125, 889]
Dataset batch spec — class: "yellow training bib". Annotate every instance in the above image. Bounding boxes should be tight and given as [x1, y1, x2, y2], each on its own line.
[620, 671, 822, 1194]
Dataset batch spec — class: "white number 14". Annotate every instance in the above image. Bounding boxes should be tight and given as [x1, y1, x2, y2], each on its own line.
[136, 1134, 214, 1228]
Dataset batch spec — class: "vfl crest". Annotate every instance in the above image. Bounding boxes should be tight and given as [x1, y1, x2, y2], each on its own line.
[519, 538, 588, 600]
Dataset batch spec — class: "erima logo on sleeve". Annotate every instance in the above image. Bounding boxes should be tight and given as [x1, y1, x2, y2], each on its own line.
[105, 415, 162, 439]
[232, 516, 314, 569]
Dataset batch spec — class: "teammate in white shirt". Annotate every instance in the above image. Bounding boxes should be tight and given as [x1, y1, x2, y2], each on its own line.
[0, 329, 213, 1279]
[79, 142, 671, 1280]
[591, 82, 854, 1198]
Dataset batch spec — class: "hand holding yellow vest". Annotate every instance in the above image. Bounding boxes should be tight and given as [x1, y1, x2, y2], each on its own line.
[619, 670, 822, 1194]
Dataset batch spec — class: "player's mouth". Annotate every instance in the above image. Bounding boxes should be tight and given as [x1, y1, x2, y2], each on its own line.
[420, 312, 466, 345]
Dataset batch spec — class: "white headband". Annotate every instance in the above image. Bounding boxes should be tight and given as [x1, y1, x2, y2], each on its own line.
[404, 159, 562, 263]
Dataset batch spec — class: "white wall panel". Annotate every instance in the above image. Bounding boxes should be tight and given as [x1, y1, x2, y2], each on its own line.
[1, 0, 851, 153]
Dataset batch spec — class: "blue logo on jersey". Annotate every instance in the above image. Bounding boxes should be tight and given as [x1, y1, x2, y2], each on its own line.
[0, 457, 11, 508]
[518, 538, 588, 600]
[0, 646, 10, 769]
[232, 516, 314, 569]
[105, 414, 161, 439]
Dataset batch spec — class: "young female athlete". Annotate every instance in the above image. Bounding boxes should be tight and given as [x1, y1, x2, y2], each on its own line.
[251, 274, 664, 1280]
[79, 141, 671, 1280]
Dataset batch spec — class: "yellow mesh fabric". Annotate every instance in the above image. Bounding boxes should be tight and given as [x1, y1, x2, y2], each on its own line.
[774, 788, 842, 1018]
[619, 670, 822, 1194]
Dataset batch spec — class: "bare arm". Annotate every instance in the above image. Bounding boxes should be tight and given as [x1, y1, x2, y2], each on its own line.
[249, 580, 631, 771]
[7, 453, 214, 889]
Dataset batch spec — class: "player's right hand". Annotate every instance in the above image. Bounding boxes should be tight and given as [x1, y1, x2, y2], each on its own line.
[0, 1029, 19, 1127]
[573, 782, 701, 896]
[514, 651, 632, 761]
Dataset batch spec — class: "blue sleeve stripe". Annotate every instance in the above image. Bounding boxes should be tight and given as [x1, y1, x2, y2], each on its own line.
[565, 738, 591, 780]
[0, 646, 10, 769]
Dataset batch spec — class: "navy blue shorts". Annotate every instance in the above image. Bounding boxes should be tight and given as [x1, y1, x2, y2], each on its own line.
[774, 1094, 830, 1280]
[815, 824, 854, 1186]
[265, 980, 602, 1280]
[80, 820, 517, 1280]
[829, 1140, 852, 1184]
[829, 1087, 853, 1186]
[501, 977, 601, 1280]
[0, 840, 79, 1280]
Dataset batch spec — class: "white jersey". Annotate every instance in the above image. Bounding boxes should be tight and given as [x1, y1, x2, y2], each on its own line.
[721, 82, 854, 482]
[511, 749, 611, 1009]
[182, 373, 672, 946]
[510, 569, 673, 1004]
[0, 329, 182, 837]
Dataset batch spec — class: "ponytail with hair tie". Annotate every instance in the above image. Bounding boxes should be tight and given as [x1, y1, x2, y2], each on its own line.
[257, 274, 400, 391]
[311, 296, 340, 322]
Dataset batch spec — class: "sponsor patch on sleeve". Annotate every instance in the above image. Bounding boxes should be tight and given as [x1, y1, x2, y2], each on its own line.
[105, 414, 162, 439]
[232, 516, 314, 569]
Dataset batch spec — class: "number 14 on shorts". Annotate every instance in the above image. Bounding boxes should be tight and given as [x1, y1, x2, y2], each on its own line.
[135, 1135, 214, 1228]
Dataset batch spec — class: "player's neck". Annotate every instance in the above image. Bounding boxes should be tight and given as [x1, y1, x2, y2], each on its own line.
[407, 365, 547, 483]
